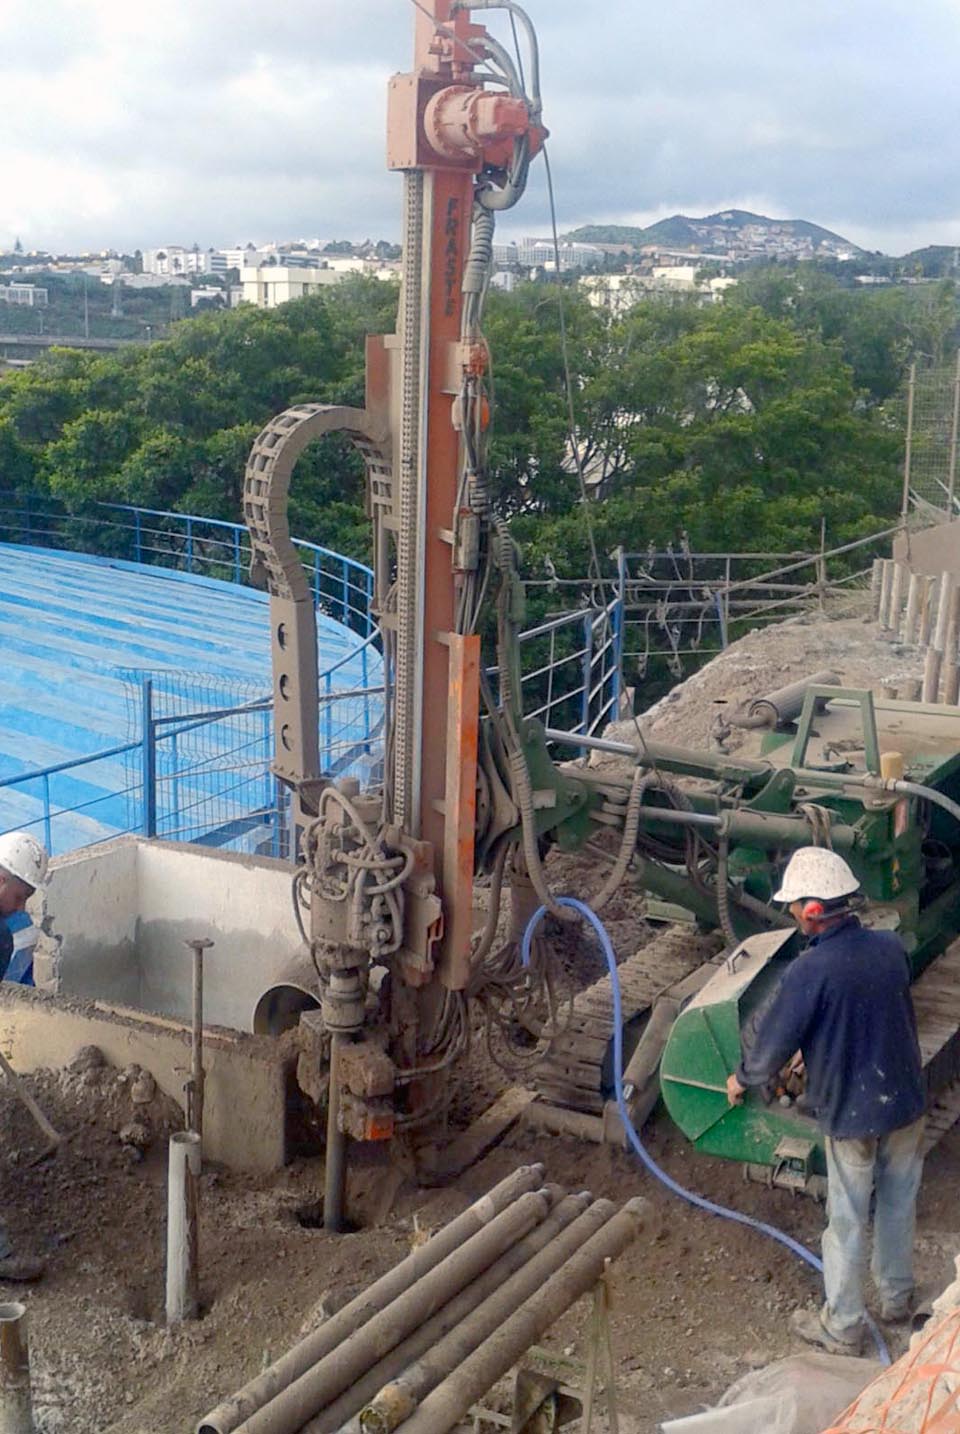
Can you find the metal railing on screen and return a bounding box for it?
[613,530,895,682]
[0,494,376,635]
[0,674,386,858]
[514,598,622,736]
[0,495,382,853]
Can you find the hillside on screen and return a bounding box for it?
[566,209,860,254]
[896,245,960,277]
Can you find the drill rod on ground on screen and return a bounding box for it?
[196,1166,546,1434]
[389,1197,650,1434]
[302,1189,589,1434]
[355,1197,621,1434]
[232,1191,553,1434]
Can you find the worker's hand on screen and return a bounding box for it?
[726,1073,746,1106]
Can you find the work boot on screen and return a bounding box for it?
[879,1290,915,1323]
[789,1306,863,1356]
[0,1255,45,1283]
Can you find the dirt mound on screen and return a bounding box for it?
[600,609,925,759]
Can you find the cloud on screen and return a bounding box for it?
[5,0,960,255]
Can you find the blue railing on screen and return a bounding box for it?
[0,674,386,858]
[0,495,621,856]
[0,495,376,636]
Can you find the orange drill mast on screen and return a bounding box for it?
[243,1,545,1226]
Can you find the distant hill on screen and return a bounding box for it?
[896,245,960,277]
[566,210,861,254]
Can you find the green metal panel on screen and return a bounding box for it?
[660,929,827,1176]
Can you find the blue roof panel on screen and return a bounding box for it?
[0,544,381,852]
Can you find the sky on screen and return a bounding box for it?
[5,0,960,258]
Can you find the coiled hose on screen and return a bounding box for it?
[520,896,891,1366]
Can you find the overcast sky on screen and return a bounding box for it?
[5,0,960,257]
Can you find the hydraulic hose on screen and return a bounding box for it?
[520,897,892,1366]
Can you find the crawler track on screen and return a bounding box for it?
[533,925,724,1115]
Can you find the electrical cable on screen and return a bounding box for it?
[519,896,893,1368]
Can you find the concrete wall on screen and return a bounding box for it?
[37,839,139,1006]
[38,838,308,1033]
[134,841,305,1030]
[0,985,289,1173]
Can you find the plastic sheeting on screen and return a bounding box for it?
[660,1354,882,1434]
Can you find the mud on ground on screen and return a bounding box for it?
[1,1031,957,1433]
[3,603,957,1431]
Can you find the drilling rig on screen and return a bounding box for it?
[243,0,960,1216]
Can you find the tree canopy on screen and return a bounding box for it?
[0,268,920,579]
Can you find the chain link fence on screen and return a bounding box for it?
[898,353,960,518]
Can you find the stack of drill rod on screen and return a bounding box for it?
[197,1165,650,1434]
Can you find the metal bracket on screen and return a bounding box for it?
[792,686,881,775]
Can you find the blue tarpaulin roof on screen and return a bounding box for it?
[0,544,380,850]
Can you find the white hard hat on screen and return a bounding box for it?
[773,847,860,903]
[0,831,48,890]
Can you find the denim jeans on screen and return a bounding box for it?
[821,1115,925,1339]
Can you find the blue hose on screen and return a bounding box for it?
[521,895,891,1366]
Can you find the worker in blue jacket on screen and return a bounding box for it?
[725,846,925,1355]
[0,831,47,988]
[0,830,49,1282]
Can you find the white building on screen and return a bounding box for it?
[222,246,278,272]
[0,282,48,307]
[240,265,346,308]
[492,239,603,271]
[581,269,735,313]
[119,273,191,291]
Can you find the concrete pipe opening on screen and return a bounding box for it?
[252,959,321,1035]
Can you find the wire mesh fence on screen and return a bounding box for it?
[897,354,960,518]
[120,670,284,855]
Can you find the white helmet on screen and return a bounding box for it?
[0,831,48,890]
[773,847,860,904]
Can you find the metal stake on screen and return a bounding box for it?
[184,938,213,1139]
[579,1262,619,1434]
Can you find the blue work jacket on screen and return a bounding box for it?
[0,911,37,986]
[736,917,926,1139]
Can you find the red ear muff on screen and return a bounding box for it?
[802,900,825,920]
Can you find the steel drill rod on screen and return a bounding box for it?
[188,940,210,1139]
[356,1198,620,1434]
[196,1166,546,1434]
[303,1190,590,1434]
[0,1302,33,1434]
[233,1191,552,1434]
[388,1198,650,1434]
[324,1033,347,1233]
